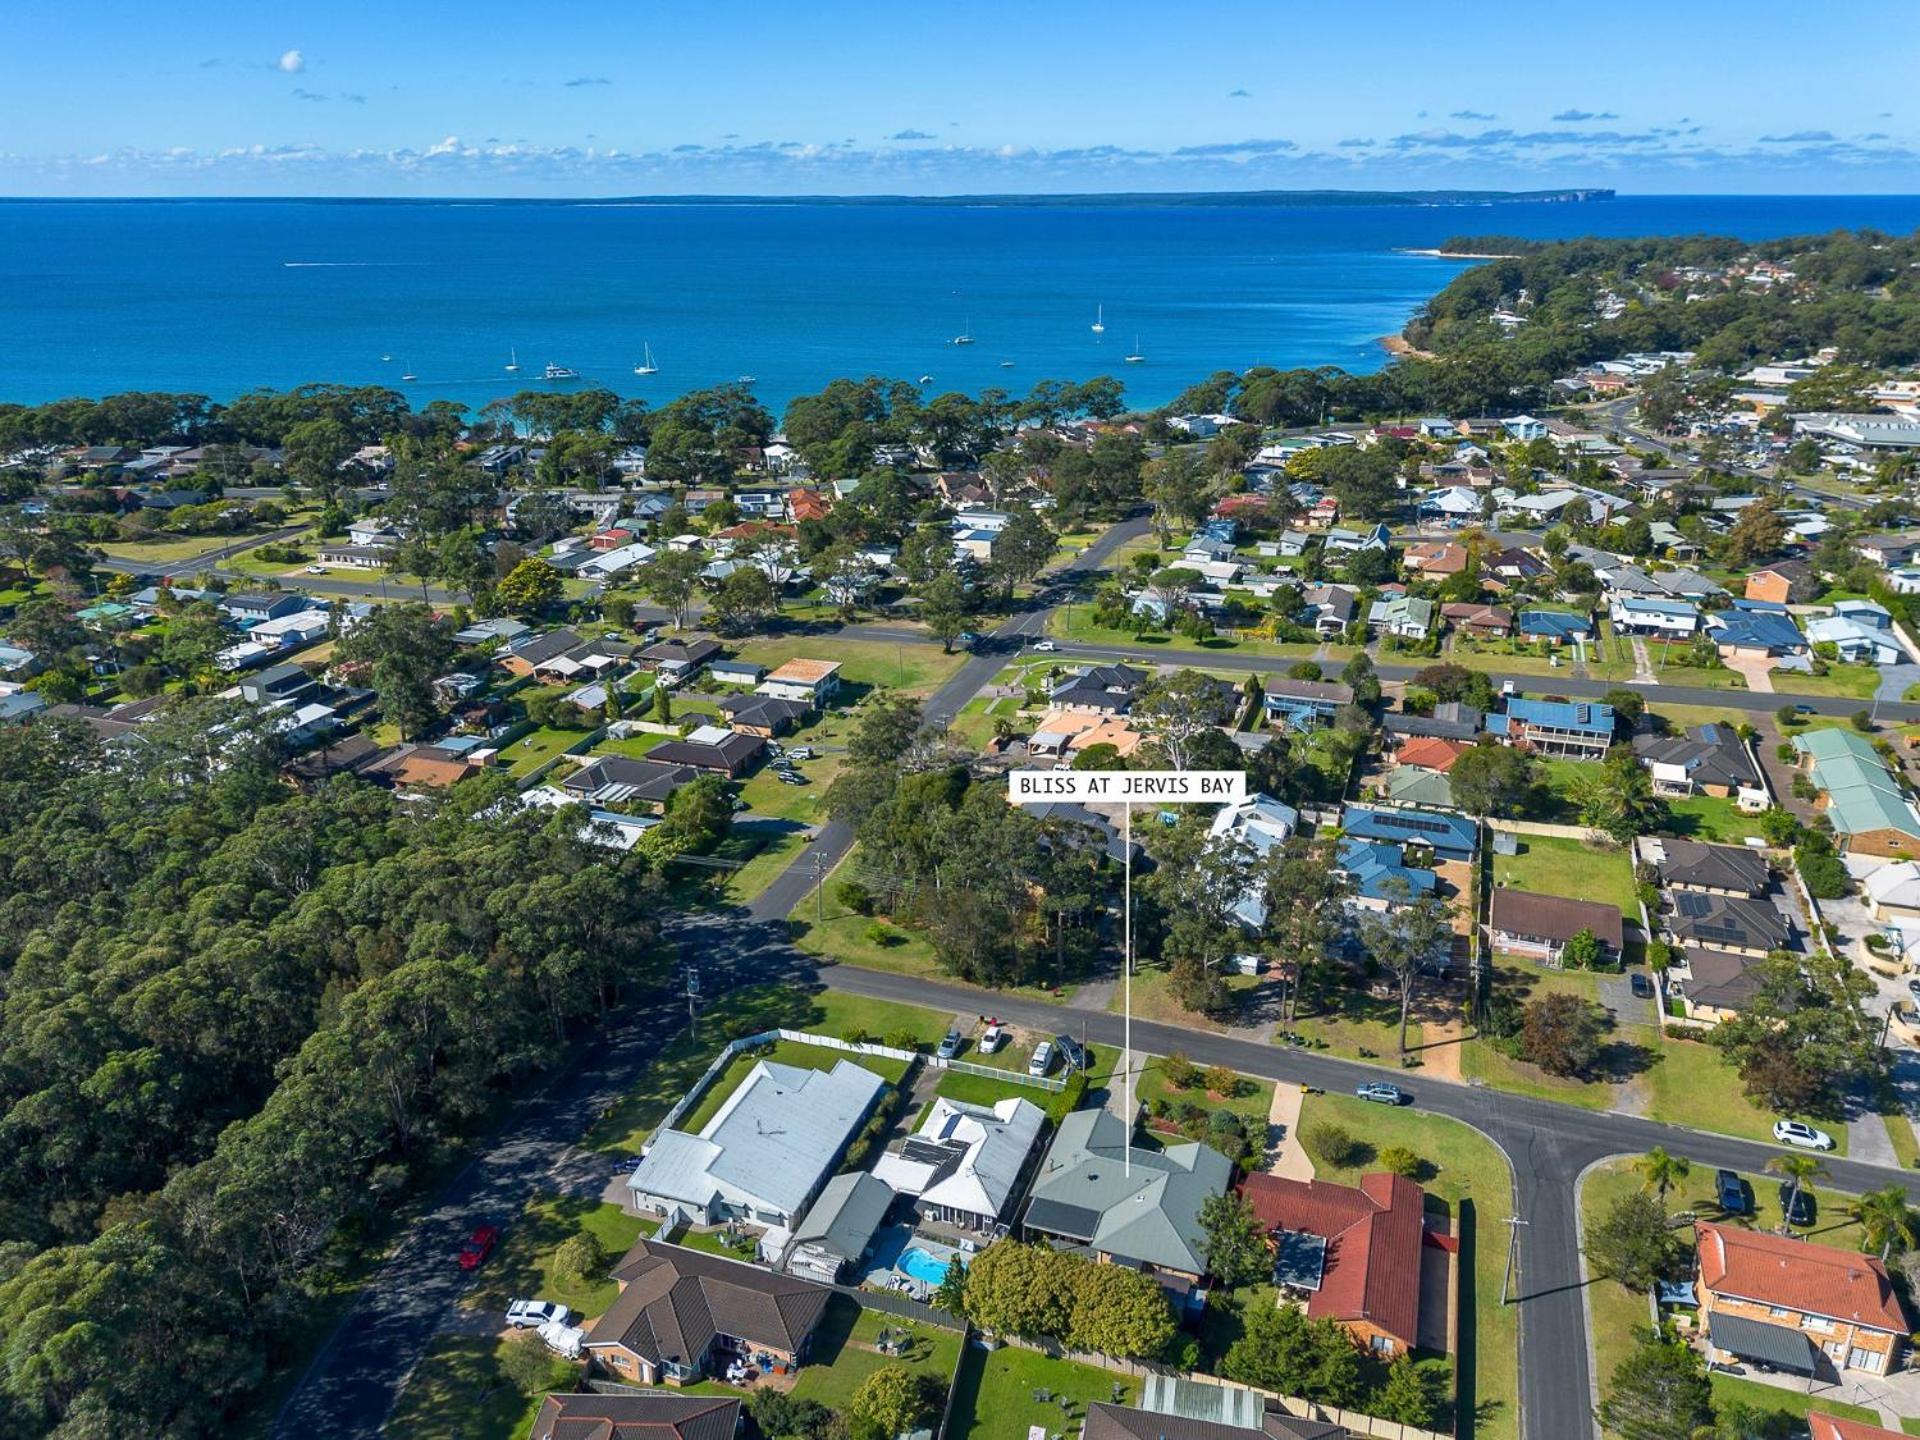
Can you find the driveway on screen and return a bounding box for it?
[1595,973,1655,1027]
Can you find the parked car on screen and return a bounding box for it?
[1053,1034,1088,1071]
[1778,1180,1817,1227]
[1907,978,1920,1000]
[1028,1040,1054,1077]
[788,747,815,761]
[979,1023,1007,1054]
[305,564,327,574]
[778,773,807,786]
[1033,640,1058,652]
[1714,1169,1749,1215]
[957,631,981,648]
[1772,1119,1835,1151]
[936,1028,963,1060]
[1629,972,1654,1000]
[539,1318,588,1358]
[1355,1081,1408,1106]
[458,1224,501,1270]
[506,1299,572,1329]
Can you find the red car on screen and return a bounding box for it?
[457,1224,501,1270]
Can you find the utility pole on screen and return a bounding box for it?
[684,966,701,1046]
[1500,1214,1530,1306]
[813,853,828,925]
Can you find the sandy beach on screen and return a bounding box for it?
[1378,333,1437,359]
[1396,247,1521,259]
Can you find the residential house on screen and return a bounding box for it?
[369,743,482,790]
[1852,531,1920,568]
[1440,602,1512,638]
[629,1058,886,1227]
[1026,710,1145,761]
[1609,596,1700,637]
[1418,486,1484,525]
[560,756,701,807]
[1334,837,1440,909]
[1299,585,1358,638]
[1793,728,1920,856]
[1323,523,1392,556]
[528,1392,742,1440]
[1260,677,1353,729]
[1805,614,1906,666]
[1746,560,1816,605]
[1664,891,1792,956]
[786,1172,895,1285]
[1696,1222,1909,1378]
[1864,861,1920,926]
[758,659,842,708]
[1050,664,1147,714]
[1488,889,1625,964]
[1515,610,1593,646]
[502,628,587,678]
[1488,697,1616,760]
[237,662,317,707]
[1706,601,1807,659]
[1486,548,1548,584]
[1808,1416,1910,1440]
[708,660,765,687]
[647,727,766,778]
[640,637,724,681]
[0,692,49,725]
[1633,727,1767,809]
[1401,542,1470,577]
[1209,794,1301,927]
[584,1240,832,1385]
[1340,804,1477,863]
[871,1094,1046,1234]
[1239,1170,1432,1359]
[1394,736,1470,774]
[1367,595,1434,640]
[718,693,811,738]
[315,543,391,569]
[1022,1108,1233,1288]
[1668,948,1770,1025]
[580,543,658,581]
[221,592,315,626]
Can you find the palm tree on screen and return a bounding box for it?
[1768,1154,1828,1233]
[1635,1147,1691,1205]
[1848,1186,1920,1261]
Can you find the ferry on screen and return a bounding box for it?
[542,362,580,381]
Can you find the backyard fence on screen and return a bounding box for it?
[514,723,607,790]
[1487,817,1613,844]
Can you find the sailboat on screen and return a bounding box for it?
[400,363,417,381]
[951,318,975,346]
[633,343,658,376]
[1125,336,1145,364]
[505,348,519,373]
[1091,304,1105,334]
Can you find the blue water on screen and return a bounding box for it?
[896,1245,954,1286]
[4,195,1920,412]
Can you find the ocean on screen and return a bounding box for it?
[4,194,1920,414]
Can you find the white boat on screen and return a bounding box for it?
[543,362,580,380]
[1000,360,1015,368]
[952,318,974,346]
[505,348,519,373]
[1091,304,1105,334]
[737,374,757,384]
[633,343,658,376]
[380,353,392,362]
[400,364,417,381]
[918,374,934,384]
[1125,336,1145,364]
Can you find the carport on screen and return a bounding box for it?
[1706,1311,1823,1378]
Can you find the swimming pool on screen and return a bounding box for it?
[897,1245,954,1286]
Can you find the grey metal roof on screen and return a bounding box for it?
[791,1171,893,1260]
[1707,1311,1820,1375]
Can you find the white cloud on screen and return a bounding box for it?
[278,49,305,74]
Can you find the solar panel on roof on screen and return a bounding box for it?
[901,1137,963,1166]
[1273,1231,1327,1292]
[1675,892,1711,917]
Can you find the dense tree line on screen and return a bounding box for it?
[0,709,667,1436]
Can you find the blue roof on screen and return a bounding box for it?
[1710,607,1805,652]
[1340,804,1478,860]
[1335,837,1442,902]
[1516,609,1593,638]
[1498,696,1615,738]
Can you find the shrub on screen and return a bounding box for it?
[836,879,876,916]
[841,1025,871,1045]
[1162,1052,1199,1090]
[883,1027,920,1051]
[1375,1145,1421,1179]
[1203,1064,1244,1098]
[1304,1121,1363,1168]
[864,921,897,947]
[553,1231,609,1286]
[1853,710,1876,733]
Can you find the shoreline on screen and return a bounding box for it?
[1378,334,1437,360]
[1395,247,1522,260]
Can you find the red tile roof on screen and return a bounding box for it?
[1697,1222,1909,1334]
[1809,1414,1907,1440]
[1395,737,1470,774]
[1239,1171,1425,1349]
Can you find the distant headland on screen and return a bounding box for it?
[8,187,1616,208]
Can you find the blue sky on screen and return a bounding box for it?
[3,0,1916,196]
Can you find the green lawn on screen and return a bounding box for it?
[1047,604,1350,663]
[728,636,966,697]
[1659,794,1767,845]
[1708,1377,1882,1429]
[1492,833,1638,919]
[1460,965,1658,1110]
[1301,1093,1517,1440]
[1773,665,1885,701]
[681,1038,913,1132]
[505,725,595,780]
[584,984,955,1154]
[385,1336,575,1440]
[792,1298,963,1409]
[933,1067,1081,1124]
[1645,1031,1846,1154]
[1132,1052,1275,1129]
[1107,967,1269,1035]
[947,1341,1137,1440]
[463,1197,652,1319]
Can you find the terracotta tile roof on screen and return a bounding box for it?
[1394,737,1470,773]
[1808,1413,1908,1440]
[1238,1171,1425,1350]
[1697,1222,1909,1333]
[765,658,841,684]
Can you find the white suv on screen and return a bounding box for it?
[506,1299,572,1329]
[1028,1041,1054,1077]
[1771,1120,1835,1151]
